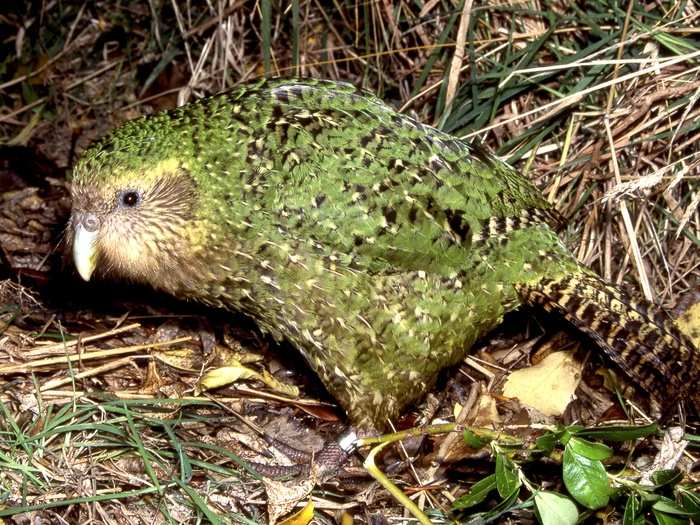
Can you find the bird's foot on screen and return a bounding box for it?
[245,428,358,481]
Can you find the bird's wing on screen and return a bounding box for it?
[242,79,563,275]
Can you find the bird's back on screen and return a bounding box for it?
[179,80,584,426]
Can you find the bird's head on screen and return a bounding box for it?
[69,118,202,291]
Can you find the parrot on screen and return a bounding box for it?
[69,78,699,435]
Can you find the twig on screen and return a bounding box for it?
[444,0,473,113]
[604,117,653,300]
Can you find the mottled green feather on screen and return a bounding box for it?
[71,79,699,428]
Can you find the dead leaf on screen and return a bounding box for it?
[258,369,301,397]
[265,475,316,525]
[141,360,166,392]
[197,364,257,391]
[638,427,687,486]
[502,351,582,416]
[153,347,200,371]
[196,361,299,397]
[293,400,342,422]
[462,392,499,427]
[217,346,265,366]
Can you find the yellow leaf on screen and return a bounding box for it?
[259,369,300,397]
[676,300,700,349]
[502,351,582,416]
[198,365,257,391]
[279,500,314,525]
[196,364,300,398]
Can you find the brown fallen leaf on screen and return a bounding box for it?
[265,475,316,525]
[152,347,200,371]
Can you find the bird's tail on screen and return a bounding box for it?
[518,272,700,413]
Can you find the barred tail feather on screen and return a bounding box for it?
[518,272,700,413]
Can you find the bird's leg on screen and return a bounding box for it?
[261,433,314,463]
[244,428,359,481]
[315,429,359,480]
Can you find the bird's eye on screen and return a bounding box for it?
[120,190,141,208]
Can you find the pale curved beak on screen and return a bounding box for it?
[73,222,99,281]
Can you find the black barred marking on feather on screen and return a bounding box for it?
[518,273,700,411]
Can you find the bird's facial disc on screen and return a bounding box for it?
[71,183,154,282]
[70,160,198,288]
[71,188,142,281]
[72,213,100,281]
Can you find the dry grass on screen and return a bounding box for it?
[0,1,699,523]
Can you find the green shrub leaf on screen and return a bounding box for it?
[568,436,612,460]
[495,453,521,499]
[563,445,610,509]
[534,491,578,525]
[453,474,497,510]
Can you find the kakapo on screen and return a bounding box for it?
[70,79,700,430]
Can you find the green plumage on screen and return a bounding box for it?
[71,79,699,429]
